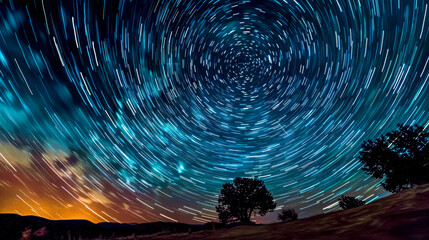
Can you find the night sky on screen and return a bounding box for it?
[0,0,428,224]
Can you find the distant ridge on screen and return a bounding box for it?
[0,214,204,239]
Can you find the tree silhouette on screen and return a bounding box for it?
[338,195,365,210]
[359,124,429,192]
[216,177,276,225]
[277,208,298,222]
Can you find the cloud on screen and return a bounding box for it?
[0,142,32,169]
[66,154,79,166]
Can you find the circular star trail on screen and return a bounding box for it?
[0,0,428,223]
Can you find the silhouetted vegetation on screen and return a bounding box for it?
[338,195,365,210]
[277,208,298,222]
[359,124,429,193]
[216,177,276,225]
[20,226,48,240]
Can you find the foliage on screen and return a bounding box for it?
[216,177,276,225]
[20,227,48,240]
[338,195,365,210]
[277,208,298,222]
[359,124,429,192]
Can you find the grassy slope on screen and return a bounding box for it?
[147,184,429,240]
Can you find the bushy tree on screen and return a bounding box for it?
[277,208,298,222]
[359,124,429,193]
[338,195,365,210]
[216,177,276,225]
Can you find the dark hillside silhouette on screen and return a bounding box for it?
[176,184,429,240]
[0,214,202,240]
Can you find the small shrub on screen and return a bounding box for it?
[20,227,47,240]
[338,195,365,210]
[20,228,33,240]
[277,208,298,222]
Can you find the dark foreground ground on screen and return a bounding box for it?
[143,184,429,240]
[1,184,429,239]
[174,185,429,240]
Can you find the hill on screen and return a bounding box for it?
[175,183,429,240]
[0,214,203,239]
[1,184,429,239]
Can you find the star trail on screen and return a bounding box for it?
[0,0,428,224]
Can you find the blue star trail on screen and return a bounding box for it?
[0,0,428,224]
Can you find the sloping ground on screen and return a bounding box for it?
[2,184,428,239]
[151,184,429,240]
